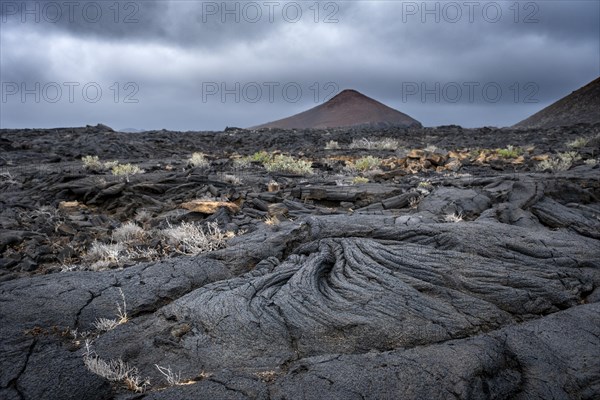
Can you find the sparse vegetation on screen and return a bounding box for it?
[232,157,251,169]
[235,152,313,175]
[83,340,149,393]
[234,151,272,168]
[111,163,144,179]
[267,180,280,192]
[103,160,119,170]
[86,242,125,270]
[92,318,121,332]
[222,174,242,185]
[80,221,236,270]
[409,196,421,209]
[188,152,209,168]
[93,288,128,332]
[352,176,369,184]
[264,155,313,175]
[160,221,233,255]
[349,137,399,150]
[155,364,183,386]
[0,172,19,187]
[536,151,581,172]
[264,215,280,225]
[416,181,433,196]
[8,119,600,400]
[424,145,440,153]
[134,210,152,224]
[444,212,464,223]
[347,156,382,172]
[567,137,589,149]
[112,222,145,242]
[82,155,103,171]
[497,145,522,159]
[250,151,272,164]
[256,370,278,382]
[82,156,120,172]
[325,140,340,150]
[469,148,482,159]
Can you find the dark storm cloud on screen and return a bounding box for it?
[1,0,598,130]
[1,1,595,48]
[0,0,346,47]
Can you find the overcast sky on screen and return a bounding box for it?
[1,0,598,130]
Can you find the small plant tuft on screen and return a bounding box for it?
[222,174,242,185]
[497,145,522,159]
[232,157,251,169]
[155,364,183,386]
[93,288,128,332]
[188,152,209,168]
[234,151,272,167]
[80,221,236,271]
[111,163,144,179]
[424,145,440,153]
[250,151,272,164]
[161,221,233,255]
[349,137,399,150]
[347,156,382,172]
[444,212,464,223]
[352,176,369,184]
[82,155,103,171]
[112,222,144,243]
[567,137,589,149]
[86,242,125,270]
[264,155,313,175]
[264,215,280,226]
[83,340,149,393]
[409,196,421,209]
[536,151,581,172]
[325,140,340,150]
[267,180,280,192]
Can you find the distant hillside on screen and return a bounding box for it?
[513,77,600,129]
[251,89,421,129]
[118,128,145,133]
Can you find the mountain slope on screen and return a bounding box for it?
[513,77,600,129]
[251,89,421,129]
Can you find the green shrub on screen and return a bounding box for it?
[497,145,522,159]
[250,151,272,164]
[352,176,369,184]
[348,156,382,172]
[264,155,313,175]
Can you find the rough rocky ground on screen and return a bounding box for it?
[1,123,599,399]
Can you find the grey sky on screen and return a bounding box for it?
[1,0,598,130]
